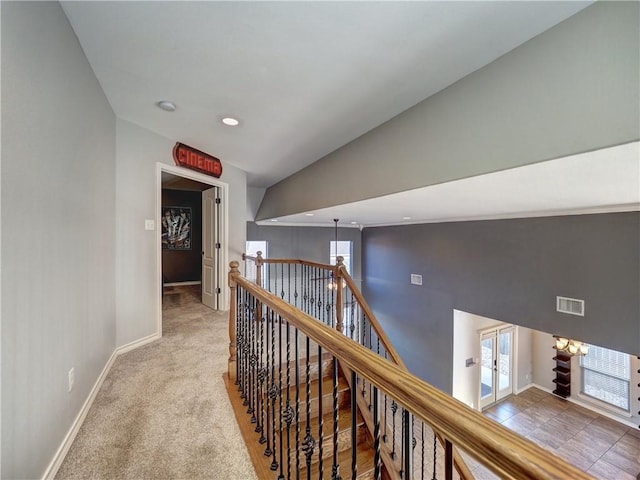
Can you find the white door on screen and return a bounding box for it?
[480,326,514,409]
[202,187,221,309]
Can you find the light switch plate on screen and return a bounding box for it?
[145,219,155,231]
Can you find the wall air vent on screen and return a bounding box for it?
[556,296,585,316]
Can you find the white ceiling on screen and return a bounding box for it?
[61,1,593,190]
[262,142,640,228]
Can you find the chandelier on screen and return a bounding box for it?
[554,336,589,356]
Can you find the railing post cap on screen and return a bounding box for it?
[336,256,344,265]
[229,260,240,270]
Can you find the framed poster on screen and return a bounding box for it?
[161,207,192,250]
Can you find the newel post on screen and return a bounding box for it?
[255,251,264,288]
[228,260,240,381]
[335,256,344,333]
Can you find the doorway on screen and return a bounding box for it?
[480,326,514,409]
[156,163,228,336]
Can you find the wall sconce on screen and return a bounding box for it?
[554,336,589,356]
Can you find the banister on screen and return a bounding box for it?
[230,271,595,480]
[337,264,406,370]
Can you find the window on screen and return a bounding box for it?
[245,241,267,284]
[580,344,631,411]
[330,241,352,274]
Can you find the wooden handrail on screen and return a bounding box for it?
[231,271,595,480]
[242,254,401,367]
[242,253,473,478]
[337,265,406,370]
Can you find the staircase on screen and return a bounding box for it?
[226,254,597,480]
[225,353,386,479]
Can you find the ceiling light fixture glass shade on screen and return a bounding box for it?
[156,100,176,112]
[554,336,588,356]
[222,117,239,126]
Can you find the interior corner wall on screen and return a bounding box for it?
[362,213,640,394]
[116,119,247,347]
[257,2,640,220]
[1,2,116,478]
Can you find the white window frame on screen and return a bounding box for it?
[245,240,268,285]
[579,344,631,413]
[330,240,352,275]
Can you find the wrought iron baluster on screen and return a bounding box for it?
[402,409,411,479]
[256,308,265,441]
[421,421,426,480]
[295,328,301,478]
[302,336,315,480]
[247,299,255,410]
[391,400,398,460]
[284,323,293,480]
[361,316,367,400]
[351,370,358,480]
[281,263,286,300]
[331,356,342,480]
[373,386,381,480]
[383,351,389,444]
[239,295,247,400]
[293,264,299,308]
[432,431,437,480]
[269,310,279,471]
[349,292,356,340]
[277,314,285,480]
[444,439,453,480]
[235,287,240,385]
[264,309,273,457]
[318,345,324,479]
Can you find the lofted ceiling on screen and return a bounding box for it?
[61,1,594,189]
[62,1,638,228]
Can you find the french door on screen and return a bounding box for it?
[480,326,514,409]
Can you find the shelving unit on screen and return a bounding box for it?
[552,350,572,398]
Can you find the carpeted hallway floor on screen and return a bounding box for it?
[56,285,257,479]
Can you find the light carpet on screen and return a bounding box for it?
[56,287,257,479]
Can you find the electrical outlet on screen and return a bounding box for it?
[144,219,155,231]
[68,368,75,392]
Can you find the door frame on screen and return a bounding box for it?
[155,163,229,336]
[479,325,515,409]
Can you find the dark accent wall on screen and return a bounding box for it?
[362,213,640,393]
[247,222,362,280]
[162,189,202,283]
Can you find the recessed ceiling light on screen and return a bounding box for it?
[402,216,412,220]
[305,213,315,217]
[270,219,278,222]
[156,100,176,112]
[350,221,358,225]
[222,117,240,126]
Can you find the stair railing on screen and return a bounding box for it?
[228,259,594,480]
[238,253,469,479]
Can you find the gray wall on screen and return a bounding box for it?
[257,2,639,220]
[247,222,362,281]
[363,213,640,393]
[1,2,116,478]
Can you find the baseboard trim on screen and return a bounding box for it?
[515,383,535,395]
[42,332,161,479]
[163,281,201,287]
[42,349,118,479]
[115,332,161,356]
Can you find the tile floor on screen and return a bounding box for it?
[475,387,640,479]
